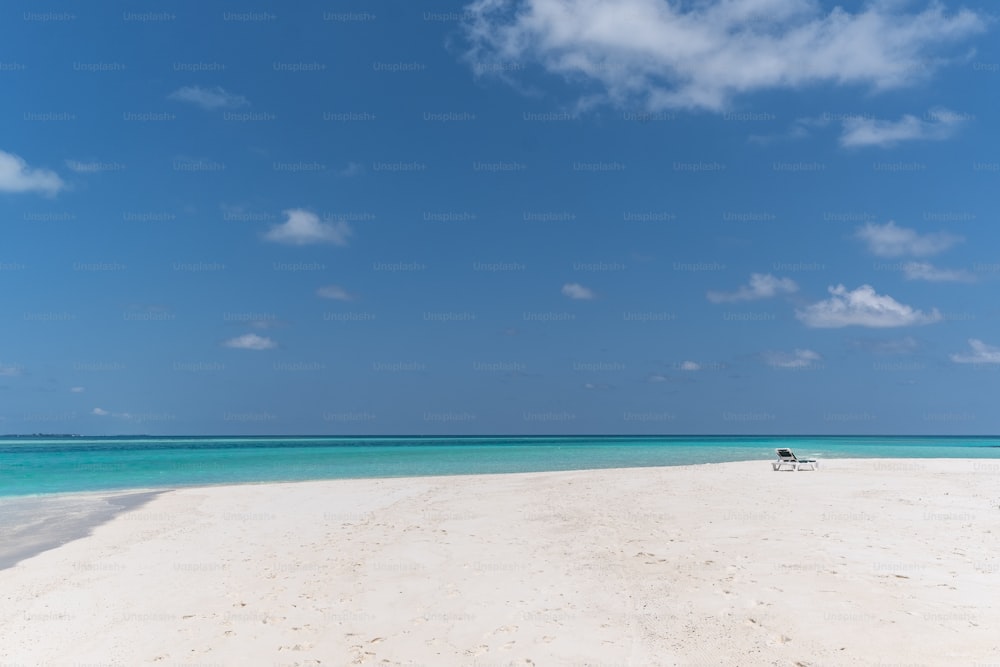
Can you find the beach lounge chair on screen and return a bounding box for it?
[772,448,818,471]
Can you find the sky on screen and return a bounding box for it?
[1,0,999,436]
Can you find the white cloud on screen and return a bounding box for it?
[317,285,354,301]
[264,209,352,246]
[562,282,595,300]
[0,149,65,195]
[224,333,277,350]
[646,373,668,383]
[70,386,85,393]
[707,273,797,303]
[951,339,1000,364]
[168,85,249,110]
[680,361,700,371]
[855,221,961,257]
[840,108,967,147]
[461,0,986,112]
[796,284,941,328]
[763,348,822,369]
[92,408,109,416]
[0,363,22,377]
[902,261,974,283]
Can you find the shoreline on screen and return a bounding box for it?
[3,459,999,665]
[7,436,1000,499]
[0,490,164,570]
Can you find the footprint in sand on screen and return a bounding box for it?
[348,646,376,665]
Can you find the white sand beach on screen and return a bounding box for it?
[2,459,999,666]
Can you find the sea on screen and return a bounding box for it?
[3,434,1000,498]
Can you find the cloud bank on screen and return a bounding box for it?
[462,0,986,111]
[855,221,961,258]
[902,261,974,283]
[796,284,941,328]
[840,108,968,148]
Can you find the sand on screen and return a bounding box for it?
[2,458,999,666]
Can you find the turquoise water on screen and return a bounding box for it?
[2,435,999,497]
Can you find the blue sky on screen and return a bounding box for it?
[1,0,999,435]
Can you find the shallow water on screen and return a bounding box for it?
[3,435,999,497]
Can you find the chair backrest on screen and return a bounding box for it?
[775,448,796,460]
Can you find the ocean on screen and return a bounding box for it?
[3,434,1000,498]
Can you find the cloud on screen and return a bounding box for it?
[562,282,595,300]
[264,209,352,246]
[92,408,109,416]
[796,284,941,328]
[902,261,974,282]
[646,373,668,383]
[707,273,798,303]
[762,348,822,369]
[855,221,961,257]
[317,285,355,301]
[0,149,65,195]
[840,108,967,148]
[70,386,85,393]
[224,333,277,350]
[461,0,986,112]
[679,361,700,371]
[0,363,22,377]
[168,85,249,110]
[951,339,1000,364]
